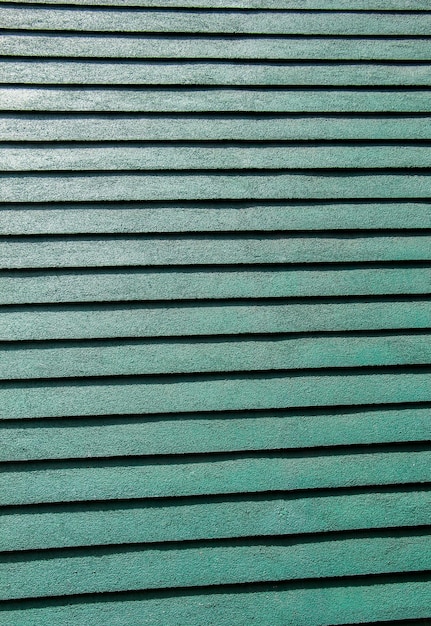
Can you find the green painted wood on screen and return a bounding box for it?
[2,405,430,461]
[2,333,431,380]
[3,88,431,113]
[4,115,431,141]
[2,531,430,600]
[4,60,431,85]
[4,35,431,61]
[1,370,431,419]
[8,144,431,172]
[6,0,431,8]
[3,172,431,202]
[2,488,429,551]
[1,447,430,504]
[5,0,431,8]
[3,8,431,35]
[1,577,429,626]
[4,234,431,269]
[3,299,431,341]
[3,266,431,305]
[2,202,431,235]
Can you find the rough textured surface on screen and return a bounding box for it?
[1,1,431,625]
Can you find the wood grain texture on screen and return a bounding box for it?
[3,299,431,341]
[2,447,430,504]
[2,488,429,551]
[3,88,431,112]
[2,8,431,35]
[2,202,431,235]
[3,266,430,305]
[1,370,431,419]
[3,35,431,61]
[2,405,430,461]
[3,60,431,85]
[1,577,430,626]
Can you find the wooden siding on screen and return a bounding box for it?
[1,1,431,624]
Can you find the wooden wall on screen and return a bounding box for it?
[0,1,430,623]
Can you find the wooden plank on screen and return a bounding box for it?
[2,172,431,203]
[1,577,430,626]
[2,266,431,305]
[2,202,431,235]
[2,488,430,551]
[7,144,431,172]
[1,447,430,504]
[2,405,431,461]
[3,299,431,341]
[3,115,431,141]
[1,532,430,600]
[3,88,431,113]
[3,234,431,269]
[3,35,431,61]
[2,8,431,35]
[2,333,431,380]
[1,370,431,419]
[4,1,431,9]
[3,60,431,86]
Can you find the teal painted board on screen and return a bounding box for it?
[2,333,431,379]
[2,202,431,235]
[2,531,431,600]
[3,8,431,35]
[4,115,431,140]
[2,406,431,461]
[2,299,431,340]
[2,488,430,551]
[3,266,431,304]
[4,88,431,112]
[2,447,430,504]
[8,144,431,171]
[2,0,431,623]
[4,35,431,61]
[4,60,431,85]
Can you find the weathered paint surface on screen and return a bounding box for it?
[1,0,431,624]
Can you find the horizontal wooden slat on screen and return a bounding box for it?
[1,576,430,626]
[3,35,431,61]
[2,405,430,461]
[3,234,431,269]
[3,88,431,113]
[1,447,430,504]
[2,202,431,235]
[2,9,431,35]
[2,266,431,305]
[3,172,431,202]
[3,60,431,85]
[3,299,431,341]
[7,144,431,172]
[4,1,431,9]
[2,488,430,551]
[1,370,431,419]
[2,531,430,600]
[2,333,431,380]
[4,115,431,141]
